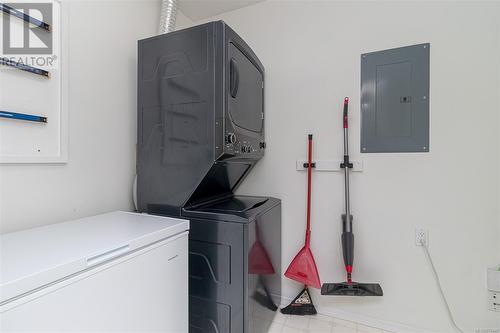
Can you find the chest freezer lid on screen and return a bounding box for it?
[0,211,189,304]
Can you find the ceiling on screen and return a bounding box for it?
[179,0,264,21]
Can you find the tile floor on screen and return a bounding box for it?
[266,312,394,333]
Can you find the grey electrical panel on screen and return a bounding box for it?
[360,43,430,153]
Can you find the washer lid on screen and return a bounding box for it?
[183,196,280,223]
[0,211,189,303]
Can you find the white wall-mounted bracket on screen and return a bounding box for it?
[488,291,499,312]
[296,159,363,172]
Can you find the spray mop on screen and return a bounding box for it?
[321,98,383,297]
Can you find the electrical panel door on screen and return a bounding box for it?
[361,43,430,153]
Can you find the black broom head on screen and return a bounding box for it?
[281,287,317,316]
[321,282,383,296]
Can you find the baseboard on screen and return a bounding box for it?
[279,295,434,333]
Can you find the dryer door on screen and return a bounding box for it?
[228,43,263,133]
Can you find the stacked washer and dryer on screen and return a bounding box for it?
[137,21,282,333]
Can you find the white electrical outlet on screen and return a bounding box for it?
[415,228,429,246]
[488,291,499,312]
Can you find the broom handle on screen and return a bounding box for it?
[305,134,313,245]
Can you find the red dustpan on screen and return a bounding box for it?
[249,223,275,275]
[284,134,321,289]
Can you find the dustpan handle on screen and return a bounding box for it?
[305,134,313,245]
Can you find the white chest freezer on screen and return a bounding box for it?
[0,211,189,332]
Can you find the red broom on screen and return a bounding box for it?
[281,134,320,315]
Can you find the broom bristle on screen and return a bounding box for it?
[280,287,317,315]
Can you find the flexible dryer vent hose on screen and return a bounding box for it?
[158,0,178,34]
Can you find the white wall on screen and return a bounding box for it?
[0,0,164,233]
[497,2,500,329]
[1,1,499,331]
[184,1,500,331]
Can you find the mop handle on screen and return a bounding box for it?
[305,134,313,245]
[342,98,352,225]
[343,97,349,130]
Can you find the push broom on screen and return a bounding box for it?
[281,134,320,315]
[321,97,383,297]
